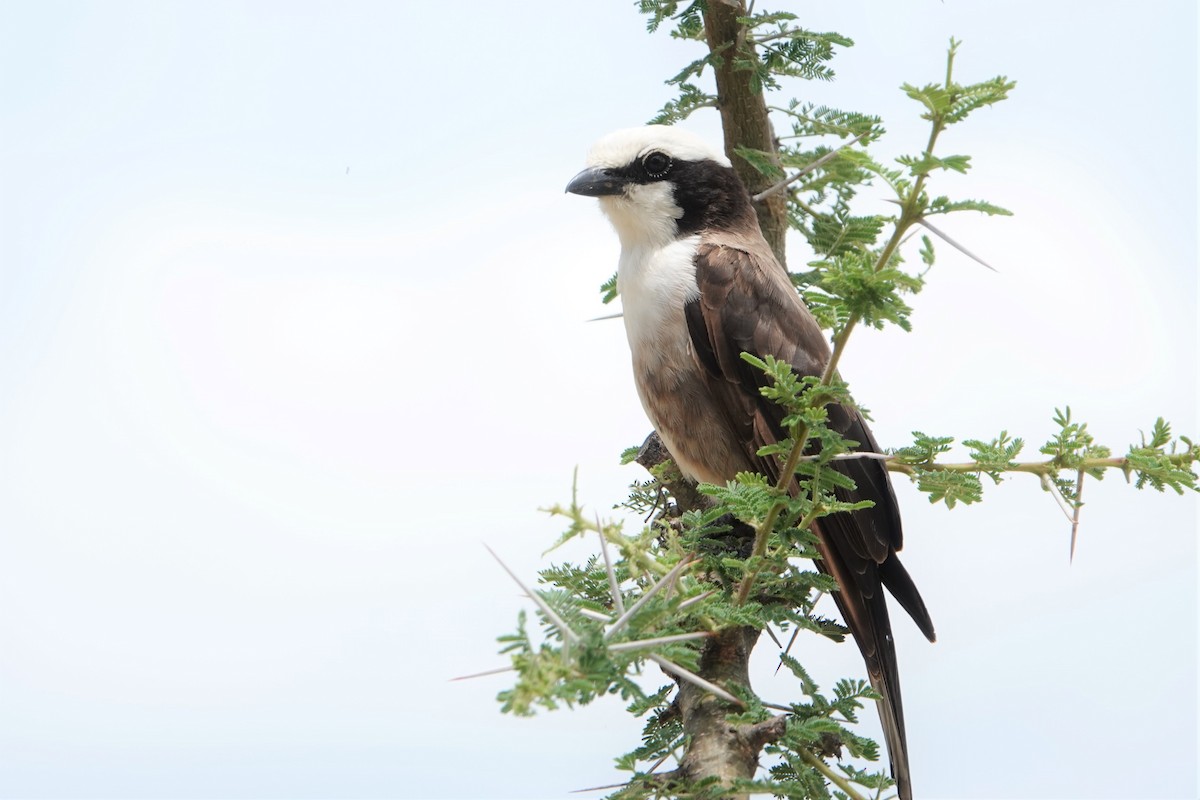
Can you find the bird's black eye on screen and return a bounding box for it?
[642,151,672,179]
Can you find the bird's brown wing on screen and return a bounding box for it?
[683,239,934,800]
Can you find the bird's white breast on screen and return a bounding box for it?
[616,235,749,485]
[617,235,702,365]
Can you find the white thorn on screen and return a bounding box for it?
[597,519,626,616]
[484,544,580,644]
[449,665,517,682]
[607,632,711,653]
[605,556,695,641]
[648,654,743,707]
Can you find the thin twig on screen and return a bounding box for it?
[485,544,580,644]
[751,131,870,202]
[795,450,1144,480]
[648,654,744,707]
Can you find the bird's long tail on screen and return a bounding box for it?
[812,528,921,800]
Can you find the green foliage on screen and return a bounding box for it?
[741,24,853,89]
[926,196,1012,217]
[638,0,702,35]
[497,610,647,716]
[817,250,924,332]
[601,271,619,305]
[896,151,972,176]
[894,431,956,465]
[804,212,886,258]
[918,234,936,267]
[900,39,1013,126]
[778,100,882,141]
[746,669,891,799]
[1040,407,1111,488]
[649,82,717,125]
[914,468,983,509]
[962,431,1025,483]
[1125,418,1197,493]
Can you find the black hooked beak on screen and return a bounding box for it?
[565,167,629,197]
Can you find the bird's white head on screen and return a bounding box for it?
[566,126,743,249]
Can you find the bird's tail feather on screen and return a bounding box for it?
[879,556,936,643]
[812,524,914,800]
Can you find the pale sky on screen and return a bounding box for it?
[0,2,1196,799]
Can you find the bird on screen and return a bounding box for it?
[566,125,936,800]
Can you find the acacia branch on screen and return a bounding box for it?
[881,454,1193,477]
[703,0,789,266]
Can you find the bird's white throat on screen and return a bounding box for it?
[598,182,683,251]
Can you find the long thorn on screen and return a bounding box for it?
[1069,469,1085,563]
[484,544,580,644]
[917,217,999,272]
[607,632,712,653]
[597,518,626,616]
[764,625,783,648]
[587,311,623,322]
[1039,473,1075,523]
[797,451,892,463]
[751,131,870,202]
[571,781,633,794]
[775,625,803,675]
[676,589,716,611]
[577,607,614,623]
[605,556,695,641]
[450,665,516,682]
[648,654,744,707]
[643,748,676,776]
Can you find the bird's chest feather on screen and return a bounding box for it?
[617,236,702,369]
[617,236,748,484]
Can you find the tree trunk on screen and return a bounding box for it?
[638,438,783,799]
[674,627,763,798]
[703,0,789,269]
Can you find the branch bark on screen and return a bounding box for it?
[673,626,763,798]
[703,0,789,268]
[637,437,777,799]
